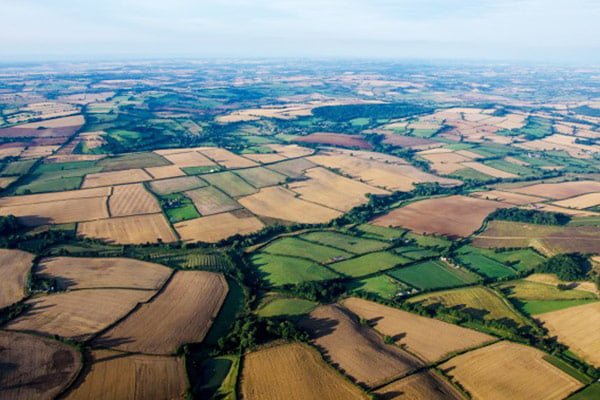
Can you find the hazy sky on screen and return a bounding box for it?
[1,0,599,62]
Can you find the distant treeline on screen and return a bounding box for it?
[311,103,433,122]
[488,208,571,225]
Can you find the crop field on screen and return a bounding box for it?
[440,341,582,400]
[234,166,287,188]
[568,383,600,400]
[0,331,82,400]
[461,161,518,178]
[409,286,529,325]
[201,171,257,197]
[240,343,366,400]
[65,350,187,400]
[144,164,185,179]
[497,279,596,302]
[251,252,339,286]
[265,157,316,178]
[388,259,479,290]
[508,180,600,200]
[0,249,34,309]
[525,273,598,294]
[346,274,408,299]
[35,256,172,290]
[372,195,509,238]
[472,220,600,255]
[199,147,258,169]
[354,223,405,240]
[262,236,352,263]
[288,167,389,211]
[185,186,241,215]
[174,211,264,243]
[0,196,109,226]
[160,150,216,168]
[78,213,177,244]
[294,132,372,149]
[148,175,206,195]
[82,168,152,188]
[257,296,317,318]
[536,302,600,367]
[94,271,228,354]
[6,288,154,340]
[554,192,600,209]
[455,247,516,279]
[98,152,171,171]
[470,189,545,205]
[374,371,463,400]
[243,152,285,163]
[518,299,597,315]
[301,231,389,253]
[298,304,422,387]
[329,251,410,277]
[238,186,341,223]
[108,183,161,216]
[344,296,495,361]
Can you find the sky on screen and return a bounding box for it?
[1,0,599,63]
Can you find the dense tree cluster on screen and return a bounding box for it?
[487,207,571,225]
[536,253,591,281]
[312,103,433,122]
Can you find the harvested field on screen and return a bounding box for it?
[108,184,161,217]
[295,132,372,149]
[470,189,545,205]
[234,167,287,188]
[527,203,598,217]
[382,134,442,149]
[239,186,341,223]
[497,279,595,301]
[241,342,367,400]
[185,186,241,215]
[298,304,421,387]
[288,167,388,211]
[472,221,600,255]
[0,115,84,138]
[342,297,494,363]
[199,147,258,168]
[161,151,216,168]
[0,196,109,226]
[409,286,529,325]
[0,176,17,189]
[0,187,111,206]
[374,371,463,400]
[144,165,185,179]
[0,249,35,309]
[536,302,600,367]
[149,176,206,195]
[77,213,177,244]
[6,289,154,340]
[440,341,582,400]
[461,161,518,178]
[174,212,264,243]
[0,331,82,400]
[202,171,257,197]
[554,192,600,209]
[242,152,286,163]
[372,195,509,238]
[82,169,152,188]
[525,273,598,294]
[94,271,228,354]
[65,350,187,400]
[266,157,316,178]
[98,152,171,172]
[35,257,171,290]
[509,180,600,200]
[266,143,314,158]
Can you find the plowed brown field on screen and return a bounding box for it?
[374,370,463,400]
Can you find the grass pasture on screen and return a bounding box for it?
[301,231,389,254]
[346,274,408,300]
[262,237,352,263]
[388,259,479,290]
[257,296,318,318]
[250,253,338,286]
[328,251,410,277]
[353,223,405,240]
[455,247,516,279]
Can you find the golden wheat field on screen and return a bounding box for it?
[0,249,35,309]
[241,343,367,400]
[77,213,177,244]
[108,183,161,217]
[440,341,582,400]
[174,211,264,243]
[82,168,153,188]
[374,370,464,400]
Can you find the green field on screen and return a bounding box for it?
[543,355,595,385]
[301,231,389,254]
[353,223,405,240]
[182,165,222,175]
[519,299,598,315]
[328,251,410,277]
[234,167,287,188]
[194,355,239,400]
[8,161,103,194]
[202,171,257,197]
[257,297,317,318]
[204,279,245,346]
[346,274,408,300]
[396,247,440,260]
[567,383,600,399]
[262,237,352,263]
[455,247,517,279]
[497,280,596,301]
[482,248,545,272]
[160,193,200,223]
[404,232,452,250]
[251,253,338,286]
[389,259,479,290]
[484,159,537,177]
[0,159,37,176]
[451,167,493,182]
